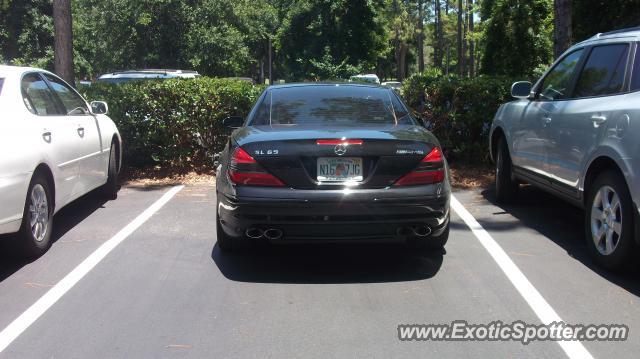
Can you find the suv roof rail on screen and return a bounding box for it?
[594,26,640,38]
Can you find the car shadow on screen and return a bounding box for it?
[211,242,444,284]
[480,185,640,297]
[0,190,109,283]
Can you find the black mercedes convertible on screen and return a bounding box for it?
[215,83,450,251]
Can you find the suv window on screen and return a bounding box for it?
[574,44,629,97]
[0,78,4,95]
[21,73,62,115]
[631,46,640,92]
[538,49,584,101]
[44,74,89,115]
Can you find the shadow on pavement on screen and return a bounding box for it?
[0,191,108,283]
[212,242,444,284]
[480,185,640,297]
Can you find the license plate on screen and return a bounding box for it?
[317,157,363,182]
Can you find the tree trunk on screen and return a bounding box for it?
[268,38,273,85]
[399,43,408,81]
[260,55,265,84]
[553,0,572,59]
[53,0,74,86]
[434,0,442,69]
[457,0,464,76]
[395,32,401,81]
[446,44,451,75]
[467,0,474,76]
[417,0,425,73]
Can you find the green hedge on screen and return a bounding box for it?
[82,78,264,167]
[82,74,514,168]
[402,72,515,164]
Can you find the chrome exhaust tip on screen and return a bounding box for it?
[411,225,432,237]
[264,228,283,240]
[396,226,412,237]
[245,228,264,239]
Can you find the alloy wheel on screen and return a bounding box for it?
[28,184,49,242]
[590,185,622,256]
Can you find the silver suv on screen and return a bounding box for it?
[489,27,640,271]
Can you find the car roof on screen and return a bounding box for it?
[0,65,44,76]
[98,69,199,79]
[266,82,388,91]
[0,65,59,80]
[573,26,640,48]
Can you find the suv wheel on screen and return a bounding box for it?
[585,170,636,271]
[495,137,518,203]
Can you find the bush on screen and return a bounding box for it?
[402,73,515,164]
[82,78,264,168]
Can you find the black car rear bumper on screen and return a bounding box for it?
[217,186,450,242]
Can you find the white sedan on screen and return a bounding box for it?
[0,66,122,257]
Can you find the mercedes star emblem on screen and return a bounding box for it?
[334,144,347,156]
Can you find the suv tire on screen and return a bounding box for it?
[585,170,637,271]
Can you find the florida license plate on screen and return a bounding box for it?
[317,157,363,182]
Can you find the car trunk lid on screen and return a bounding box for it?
[234,125,438,189]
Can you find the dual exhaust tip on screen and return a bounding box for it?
[397,225,432,238]
[245,228,283,240]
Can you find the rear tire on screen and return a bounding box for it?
[14,173,54,258]
[585,170,636,271]
[100,142,119,200]
[216,211,235,252]
[495,137,518,203]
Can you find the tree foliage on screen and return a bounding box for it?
[2,0,639,82]
[480,0,553,77]
[0,0,53,68]
[279,0,385,80]
[573,0,640,42]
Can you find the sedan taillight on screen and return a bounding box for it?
[228,147,284,187]
[394,147,445,186]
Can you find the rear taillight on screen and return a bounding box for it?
[394,147,445,186]
[228,147,285,187]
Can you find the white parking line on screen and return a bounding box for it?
[0,185,185,353]
[450,195,593,359]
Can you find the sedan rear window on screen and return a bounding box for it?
[250,86,414,126]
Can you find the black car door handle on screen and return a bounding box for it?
[77,126,85,136]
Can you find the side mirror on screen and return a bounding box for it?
[511,81,532,99]
[90,101,109,115]
[223,116,244,129]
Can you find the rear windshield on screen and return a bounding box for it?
[249,86,414,126]
[0,78,4,95]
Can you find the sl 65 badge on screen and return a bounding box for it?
[254,149,279,155]
[396,149,424,155]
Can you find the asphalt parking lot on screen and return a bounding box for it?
[0,183,639,358]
